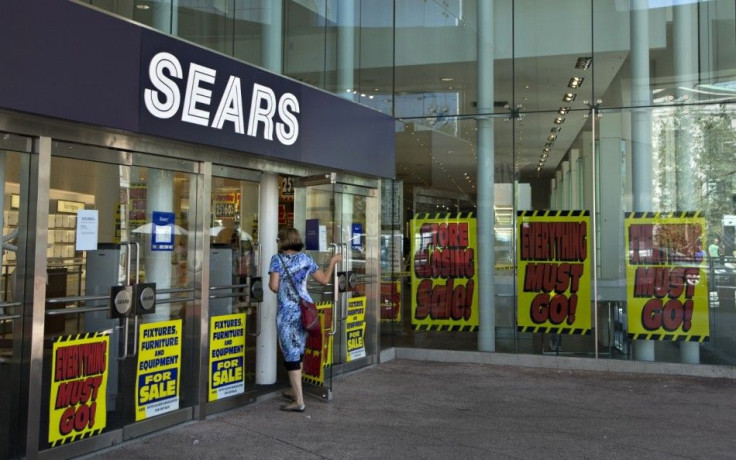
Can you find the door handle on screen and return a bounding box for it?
[131,315,139,357]
[328,243,341,335]
[247,304,261,337]
[118,318,129,360]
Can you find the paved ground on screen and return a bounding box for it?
[84,358,736,459]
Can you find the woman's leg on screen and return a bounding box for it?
[281,359,305,411]
[288,367,304,404]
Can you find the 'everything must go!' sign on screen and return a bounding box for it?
[516,211,591,335]
[49,332,110,447]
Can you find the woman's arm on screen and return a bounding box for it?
[311,254,343,285]
[269,271,280,293]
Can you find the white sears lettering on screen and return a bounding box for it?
[212,76,244,134]
[143,52,300,145]
[182,63,216,126]
[247,83,276,141]
[277,93,299,146]
[144,52,182,119]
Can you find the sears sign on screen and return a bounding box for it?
[139,36,301,155]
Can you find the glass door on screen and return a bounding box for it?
[206,168,262,413]
[39,144,200,456]
[0,133,32,459]
[294,173,379,397]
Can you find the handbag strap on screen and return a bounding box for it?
[277,253,301,299]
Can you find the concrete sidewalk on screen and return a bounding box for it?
[84,359,736,459]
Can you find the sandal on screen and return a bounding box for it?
[280,402,305,412]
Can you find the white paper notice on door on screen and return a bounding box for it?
[319,225,327,252]
[75,209,99,251]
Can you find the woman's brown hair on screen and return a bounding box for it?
[277,227,304,252]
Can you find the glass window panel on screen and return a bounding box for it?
[177,0,235,54]
[514,0,593,113]
[232,1,271,67]
[595,0,736,109]
[284,0,331,90]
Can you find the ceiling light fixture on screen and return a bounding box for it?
[136,3,150,9]
[550,127,561,133]
[548,134,557,142]
[440,77,454,82]
[562,93,577,102]
[554,117,565,124]
[558,107,570,115]
[568,77,584,88]
[575,56,592,70]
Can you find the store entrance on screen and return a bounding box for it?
[206,167,262,413]
[294,173,379,398]
[39,144,200,457]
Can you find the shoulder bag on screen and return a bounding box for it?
[278,254,321,335]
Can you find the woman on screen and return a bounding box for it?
[268,227,342,412]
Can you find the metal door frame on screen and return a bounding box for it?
[203,165,265,416]
[29,141,204,459]
[293,173,381,389]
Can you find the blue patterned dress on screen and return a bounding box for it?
[269,252,318,362]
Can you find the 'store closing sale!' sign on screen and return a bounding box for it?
[516,211,591,334]
[410,213,478,331]
[49,332,109,447]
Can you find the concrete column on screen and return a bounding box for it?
[261,0,283,73]
[550,179,557,210]
[569,149,580,209]
[152,0,178,35]
[257,0,282,384]
[337,0,356,101]
[476,0,495,351]
[631,0,655,362]
[674,1,700,365]
[581,131,594,211]
[256,173,279,384]
[561,160,571,209]
[599,113,625,280]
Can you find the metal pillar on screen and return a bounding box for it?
[631,0,655,361]
[477,0,495,351]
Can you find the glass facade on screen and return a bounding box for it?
[82,0,736,366]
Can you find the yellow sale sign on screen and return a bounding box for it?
[209,314,246,401]
[49,332,109,447]
[516,211,591,334]
[136,320,182,420]
[625,212,709,342]
[410,213,478,331]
